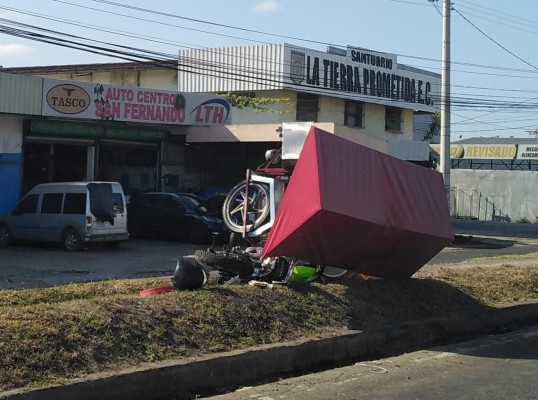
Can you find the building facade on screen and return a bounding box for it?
[1,43,441,213]
[0,71,231,214]
[179,43,440,159]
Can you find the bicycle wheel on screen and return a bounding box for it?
[222,180,270,234]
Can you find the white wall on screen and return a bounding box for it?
[451,169,538,222]
[318,96,344,124]
[186,124,282,143]
[0,115,23,153]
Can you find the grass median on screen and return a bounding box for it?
[1,262,538,392]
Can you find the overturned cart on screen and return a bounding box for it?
[260,126,454,279]
[185,125,454,288]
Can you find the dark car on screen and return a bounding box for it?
[127,192,228,244]
[201,192,228,217]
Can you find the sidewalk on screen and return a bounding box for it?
[452,218,538,239]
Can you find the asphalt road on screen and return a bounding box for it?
[206,324,538,399]
[0,239,208,289]
[428,234,538,264]
[1,233,538,290]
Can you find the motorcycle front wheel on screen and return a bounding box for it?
[222,181,270,234]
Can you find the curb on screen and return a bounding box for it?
[3,302,538,400]
[452,219,538,239]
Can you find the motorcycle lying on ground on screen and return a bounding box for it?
[169,240,338,291]
[192,241,326,286]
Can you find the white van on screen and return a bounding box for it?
[0,181,129,251]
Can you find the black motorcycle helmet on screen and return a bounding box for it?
[171,257,208,290]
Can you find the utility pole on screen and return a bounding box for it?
[440,0,451,202]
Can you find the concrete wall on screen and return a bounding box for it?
[186,122,388,154]
[215,90,415,143]
[363,104,414,141]
[451,169,538,223]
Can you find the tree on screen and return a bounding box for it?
[222,92,290,113]
[423,112,440,142]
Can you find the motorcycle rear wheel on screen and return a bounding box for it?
[194,250,254,280]
[321,266,351,279]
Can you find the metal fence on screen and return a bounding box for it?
[450,186,510,222]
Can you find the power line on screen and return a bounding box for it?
[57,0,339,48]
[457,0,538,32]
[453,7,538,71]
[4,16,538,115]
[3,2,538,136]
[5,3,538,81]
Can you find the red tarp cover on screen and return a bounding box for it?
[262,127,454,278]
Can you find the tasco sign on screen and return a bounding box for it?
[46,83,91,114]
[284,45,440,112]
[42,79,231,125]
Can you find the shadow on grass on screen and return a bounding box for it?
[294,276,538,359]
[292,276,492,332]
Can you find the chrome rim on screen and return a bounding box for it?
[224,182,269,233]
[64,232,79,250]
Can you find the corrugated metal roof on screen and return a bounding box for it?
[0,72,42,115]
[178,44,285,92]
[0,60,176,75]
[453,137,538,145]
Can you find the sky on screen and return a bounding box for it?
[1,0,538,140]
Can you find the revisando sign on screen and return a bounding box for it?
[430,144,518,159]
[430,144,464,159]
[42,79,231,126]
[462,144,516,159]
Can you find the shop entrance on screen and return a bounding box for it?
[22,139,160,198]
[23,141,88,194]
[97,141,160,197]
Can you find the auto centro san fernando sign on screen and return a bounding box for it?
[285,44,440,112]
[42,79,231,125]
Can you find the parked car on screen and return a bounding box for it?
[201,192,228,217]
[127,192,228,244]
[0,181,129,251]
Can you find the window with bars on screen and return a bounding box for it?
[296,93,319,122]
[344,101,364,128]
[385,107,402,133]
